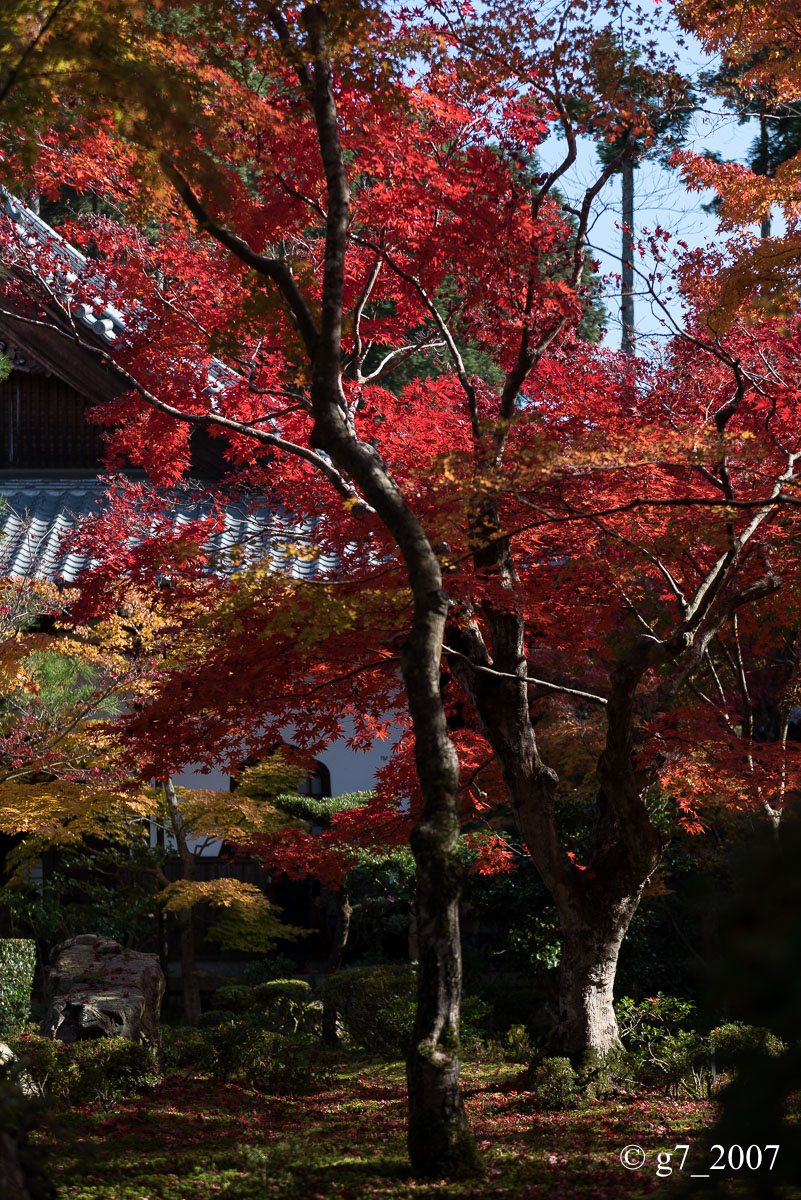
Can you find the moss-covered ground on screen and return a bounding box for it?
[28,1055,743,1199]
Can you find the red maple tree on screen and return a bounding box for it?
[4,0,800,1176]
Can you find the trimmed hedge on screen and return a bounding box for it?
[0,939,36,1039]
[318,964,488,1056]
[208,978,316,1035]
[317,964,415,1054]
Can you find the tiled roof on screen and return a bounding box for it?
[1,191,242,392]
[1,191,125,345]
[0,478,336,583]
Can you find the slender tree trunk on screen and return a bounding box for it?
[621,157,635,356]
[321,885,351,1044]
[176,908,200,1027]
[163,779,201,1026]
[402,597,480,1177]
[269,10,478,1173]
[408,890,419,962]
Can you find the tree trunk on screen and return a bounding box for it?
[621,156,635,356]
[406,811,473,1176]
[175,908,201,1027]
[321,885,351,1044]
[402,598,480,1178]
[552,898,639,1058]
[758,113,772,239]
[272,10,478,1172]
[163,779,201,1026]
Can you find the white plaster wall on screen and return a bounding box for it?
[166,719,401,855]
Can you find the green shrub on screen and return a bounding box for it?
[209,984,255,1014]
[710,1022,785,1066]
[319,965,486,1057]
[68,1039,159,1105]
[6,1034,64,1096]
[252,979,310,1006]
[503,1024,535,1064]
[163,1017,332,1092]
[318,965,416,1055]
[252,979,314,1035]
[616,995,708,1097]
[0,939,36,1039]
[528,1057,578,1110]
[616,993,696,1045]
[159,1026,213,1073]
[10,1033,158,1105]
[237,1031,334,1094]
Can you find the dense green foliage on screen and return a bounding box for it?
[0,845,160,950]
[9,1033,159,1106]
[162,1020,335,1093]
[0,938,35,1038]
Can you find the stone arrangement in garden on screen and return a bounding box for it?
[40,935,165,1046]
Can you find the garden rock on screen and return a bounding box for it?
[40,935,165,1046]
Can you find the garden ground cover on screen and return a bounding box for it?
[34,1056,722,1200]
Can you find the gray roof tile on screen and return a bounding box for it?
[0,479,336,583]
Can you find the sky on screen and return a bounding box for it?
[535,0,758,352]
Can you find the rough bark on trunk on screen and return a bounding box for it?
[552,902,637,1059]
[621,156,635,356]
[321,886,351,1044]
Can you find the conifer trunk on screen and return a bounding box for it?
[621,156,636,356]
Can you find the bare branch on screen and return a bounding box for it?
[443,643,608,704]
[159,156,320,358]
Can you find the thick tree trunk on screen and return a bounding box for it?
[552,899,639,1058]
[321,885,351,1044]
[621,157,635,356]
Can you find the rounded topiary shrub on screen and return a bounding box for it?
[0,939,36,1039]
[318,965,416,1055]
[710,1022,785,1067]
[252,979,311,1006]
[253,979,314,1035]
[209,984,255,1014]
